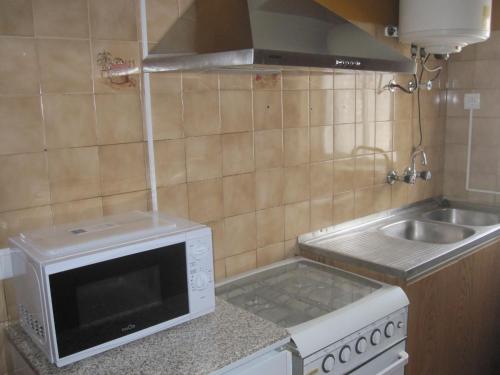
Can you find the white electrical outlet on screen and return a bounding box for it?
[464,93,480,110]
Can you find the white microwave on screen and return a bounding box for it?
[9,211,215,367]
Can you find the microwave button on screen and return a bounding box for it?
[193,272,209,290]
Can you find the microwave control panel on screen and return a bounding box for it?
[187,234,215,314]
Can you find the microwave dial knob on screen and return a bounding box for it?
[194,272,209,290]
[339,345,351,363]
[322,354,335,372]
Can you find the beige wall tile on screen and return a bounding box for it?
[257,242,285,267]
[183,73,219,92]
[89,0,137,41]
[375,121,393,152]
[310,126,333,162]
[220,90,253,133]
[375,90,394,122]
[157,183,189,218]
[187,178,223,223]
[92,40,140,94]
[102,190,149,215]
[0,206,53,248]
[151,93,183,140]
[311,197,333,231]
[310,161,333,199]
[0,96,44,155]
[356,71,375,90]
[256,206,284,247]
[44,94,97,149]
[284,165,310,204]
[150,72,181,94]
[375,153,393,185]
[393,120,412,153]
[284,201,310,240]
[255,129,283,169]
[95,94,143,144]
[310,90,333,126]
[0,281,7,323]
[310,73,333,89]
[283,91,309,128]
[154,139,186,187]
[354,155,375,189]
[391,183,409,209]
[0,153,50,211]
[253,90,282,130]
[253,73,281,90]
[283,72,309,90]
[333,158,355,194]
[33,0,88,38]
[394,92,412,121]
[333,191,355,224]
[0,0,34,36]
[225,250,256,277]
[222,132,254,176]
[204,220,225,262]
[354,187,375,218]
[223,173,255,217]
[284,238,299,258]
[224,212,256,256]
[373,184,392,212]
[48,147,101,203]
[219,73,252,90]
[186,135,222,181]
[356,89,376,123]
[38,39,92,93]
[52,197,103,225]
[99,143,147,195]
[333,90,355,124]
[183,91,220,136]
[333,124,355,159]
[284,127,309,166]
[334,72,356,89]
[0,38,39,95]
[146,0,179,43]
[355,121,375,155]
[214,259,226,281]
[255,168,284,210]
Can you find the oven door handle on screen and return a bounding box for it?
[374,351,409,375]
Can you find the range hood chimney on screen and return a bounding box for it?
[143,0,416,74]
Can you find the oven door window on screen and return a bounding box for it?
[49,243,189,358]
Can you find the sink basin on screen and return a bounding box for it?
[380,220,475,244]
[422,208,500,227]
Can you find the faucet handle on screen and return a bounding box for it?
[419,170,432,181]
[420,151,428,166]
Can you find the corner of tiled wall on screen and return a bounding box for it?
[444,30,500,206]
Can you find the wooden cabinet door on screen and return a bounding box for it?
[404,241,500,375]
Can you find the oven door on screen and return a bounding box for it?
[347,341,408,375]
[48,242,189,359]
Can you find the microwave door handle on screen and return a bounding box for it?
[374,351,409,375]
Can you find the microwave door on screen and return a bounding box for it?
[48,243,190,359]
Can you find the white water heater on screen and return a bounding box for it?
[399,0,492,54]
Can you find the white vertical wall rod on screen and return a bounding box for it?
[139,0,158,211]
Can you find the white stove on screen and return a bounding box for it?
[216,258,409,375]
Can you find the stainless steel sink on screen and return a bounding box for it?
[380,220,475,244]
[422,208,500,227]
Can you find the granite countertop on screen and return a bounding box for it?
[5,298,290,375]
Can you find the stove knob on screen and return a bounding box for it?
[397,321,405,329]
[371,329,381,345]
[322,354,335,372]
[385,322,395,338]
[356,337,368,354]
[339,345,351,363]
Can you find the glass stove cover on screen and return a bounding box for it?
[216,260,381,328]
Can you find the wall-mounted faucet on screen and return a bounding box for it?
[387,147,432,185]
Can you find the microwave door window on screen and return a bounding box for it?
[49,243,189,358]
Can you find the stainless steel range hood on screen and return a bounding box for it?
[143,0,416,74]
